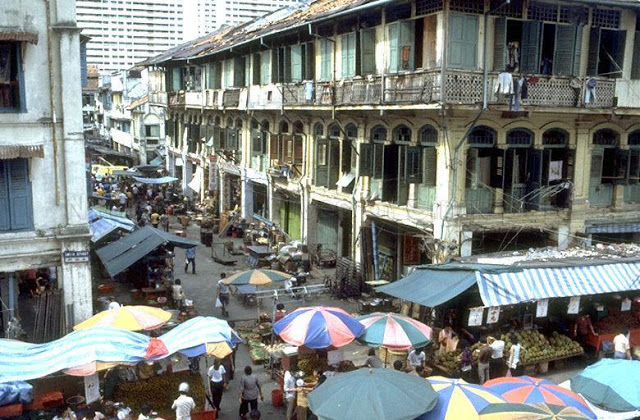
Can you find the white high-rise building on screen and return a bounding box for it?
[77,0,185,73]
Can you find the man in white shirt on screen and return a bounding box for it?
[613,328,631,360]
[488,336,506,377]
[407,348,426,369]
[283,366,299,420]
[171,383,195,420]
[216,273,231,317]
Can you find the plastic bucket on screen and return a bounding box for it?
[272,389,284,407]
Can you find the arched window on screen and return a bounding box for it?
[468,126,496,147]
[328,123,341,139]
[370,125,387,142]
[226,117,234,128]
[628,130,640,147]
[542,129,569,147]
[506,129,533,148]
[419,124,438,145]
[279,121,289,133]
[392,125,412,143]
[293,121,304,134]
[251,120,259,130]
[345,123,357,139]
[235,118,243,128]
[261,120,270,132]
[314,122,324,137]
[593,128,619,146]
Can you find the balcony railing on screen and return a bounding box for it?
[222,88,240,107]
[385,71,440,103]
[205,89,220,107]
[149,92,168,106]
[185,91,203,107]
[336,77,382,105]
[168,92,185,107]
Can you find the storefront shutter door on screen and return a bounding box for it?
[587,27,601,76]
[0,161,9,230]
[361,29,376,75]
[388,24,399,72]
[590,148,604,186]
[317,211,339,252]
[521,21,542,74]
[493,17,507,71]
[491,148,505,189]
[291,45,303,82]
[632,32,640,80]
[8,159,32,230]
[359,143,373,176]
[554,25,580,76]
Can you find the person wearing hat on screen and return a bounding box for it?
[172,383,195,420]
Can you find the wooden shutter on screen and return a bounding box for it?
[291,44,303,82]
[590,148,604,184]
[359,143,373,176]
[373,144,384,178]
[283,47,292,82]
[423,147,437,187]
[490,148,504,188]
[521,21,542,74]
[172,68,181,91]
[587,27,601,76]
[388,23,399,72]
[8,159,32,230]
[272,49,280,83]
[629,149,640,182]
[405,146,423,184]
[316,138,329,187]
[305,42,315,80]
[270,134,279,160]
[399,20,415,71]
[251,131,262,154]
[632,32,640,80]
[294,135,304,163]
[448,14,478,69]
[321,39,333,81]
[612,30,627,75]
[342,33,356,77]
[554,25,582,76]
[466,148,479,188]
[615,149,631,183]
[261,51,271,85]
[234,57,245,87]
[0,161,9,230]
[253,53,261,85]
[493,17,507,72]
[361,28,376,75]
[245,56,251,86]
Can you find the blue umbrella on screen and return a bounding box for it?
[570,359,640,412]
[308,368,438,420]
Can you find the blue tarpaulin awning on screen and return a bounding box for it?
[133,176,178,184]
[375,264,478,307]
[96,226,199,277]
[586,223,640,234]
[88,208,136,242]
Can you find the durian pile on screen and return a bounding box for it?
[503,330,583,365]
[434,350,463,374]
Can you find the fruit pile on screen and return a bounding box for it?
[595,313,640,333]
[503,330,583,365]
[298,354,328,376]
[434,350,463,374]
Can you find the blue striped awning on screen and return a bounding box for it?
[586,223,640,234]
[476,262,640,307]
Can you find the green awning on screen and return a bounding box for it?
[96,226,199,277]
[375,264,478,307]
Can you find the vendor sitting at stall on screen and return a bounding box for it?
[274,303,287,322]
[407,347,426,370]
[364,348,383,368]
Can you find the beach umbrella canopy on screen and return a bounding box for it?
[308,368,438,420]
[74,305,172,331]
[158,316,242,357]
[221,269,290,286]
[416,377,505,420]
[273,306,364,349]
[570,359,640,412]
[479,402,592,420]
[356,312,433,350]
[484,376,595,419]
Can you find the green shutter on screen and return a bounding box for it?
[8,159,32,230]
[398,20,415,71]
[493,17,507,71]
[405,146,423,183]
[172,68,181,91]
[223,60,233,88]
[283,47,292,82]
[245,56,251,86]
[388,23,399,72]
[572,25,583,76]
[423,147,436,187]
[0,161,9,230]
[587,27,601,76]
[590,148,604,185]
[321,39,333,81]
[234,57,245,87]
[253,53,261,85]
[466,148,479,188]
[291,44,303,82]
[373,144,384,179]
[305,42,315,80]
[632,31,640,80]
[521,20,542,74]
[554,25,582,76]
[272,48,280,83]
[261,51,271,85]
[316,138,329,187]
[448,14,478,69]
[341,33,357,77]
[361,28,376,75]
[359,143,373,176]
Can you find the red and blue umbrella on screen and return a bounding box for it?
[356,312,433,350]
[273,306,364,349]
[484,376,595,419]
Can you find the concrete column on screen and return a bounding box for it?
[460,230,473,257]
[219,171,226,215]
[59,242,93,332]
[267,178,274,222]
[557,225,570,250]
[242,176,253,219]
[183,160,193,198]
[307,201,319,250]
[352,201,365,265]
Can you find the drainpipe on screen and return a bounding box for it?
[483,0,511,110]
[44,0,60,205]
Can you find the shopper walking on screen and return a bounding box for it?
[207,359,227,413]
[171,383,195,420]
[216,273,231,317]
[238,366,263,419]
[477,338,492,384]
[185,247,196,274]
[284,365,298,420]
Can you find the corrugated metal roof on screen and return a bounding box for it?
[0,145,44,159]
[0,30,38,44]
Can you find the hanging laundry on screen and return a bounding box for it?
[304,81,315,102]
[495,72,514,96]
[585,78,598,104]
[520,78,529,99]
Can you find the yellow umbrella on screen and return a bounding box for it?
[204,342,234,358]
[74,305,172,331]
[221,269,290,286]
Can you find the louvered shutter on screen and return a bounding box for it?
[388,23,399,72]
[361,28,376,75]
[270,134,280,160]
[423,147,437,187]
[8,159,32,230]
[493,17,507,71]
[632,32,640,80]
[521,21,542,74]
[587,27,601,76]
[291,45,303,82]
[305,42,315,80]
[359,143,373,176]
[399,20,415,71]
[554,25,581,76]
[612,30,626,75]
[405,146,422,183]
[234,57,244,87]
[0,161,9,230]
[466,148,479,188]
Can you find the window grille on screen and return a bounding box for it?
[468,126,496,147]
[592,8,621,29]
[527,1,557,22]
[559,5,588,25]
[419,125,438,145]
[542,129,569,147]
[507,129,533,147]
[314,123,324,137]
[629,130,640,147]
[449,0,483,15]
[371,125,388,142]
[490,0,522,18]
[345,123,358,139]
[415,0,443,16]
[393,125,412,143]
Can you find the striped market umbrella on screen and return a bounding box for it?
[356,312,433,350]
[158,316,242,358]
[273,306,364,349]
[74,305,172,331]
[484,376,595,419]
[221,269,290,286]
[416,377,505,420]
[479,402,591,420]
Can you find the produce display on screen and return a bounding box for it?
[502,330,583,365]
[595,312,640,333]
[298,355,328,376]
[434,350,463,375]
[114,372,204,419]
[237,326,269,364]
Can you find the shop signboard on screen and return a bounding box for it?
[486,307,500,324]
[567,296,580,314]
[536,299,549,318]
[63,251,90,263]
[621,298,632,312]
[84,373,100,404]
[468,307,484,327]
